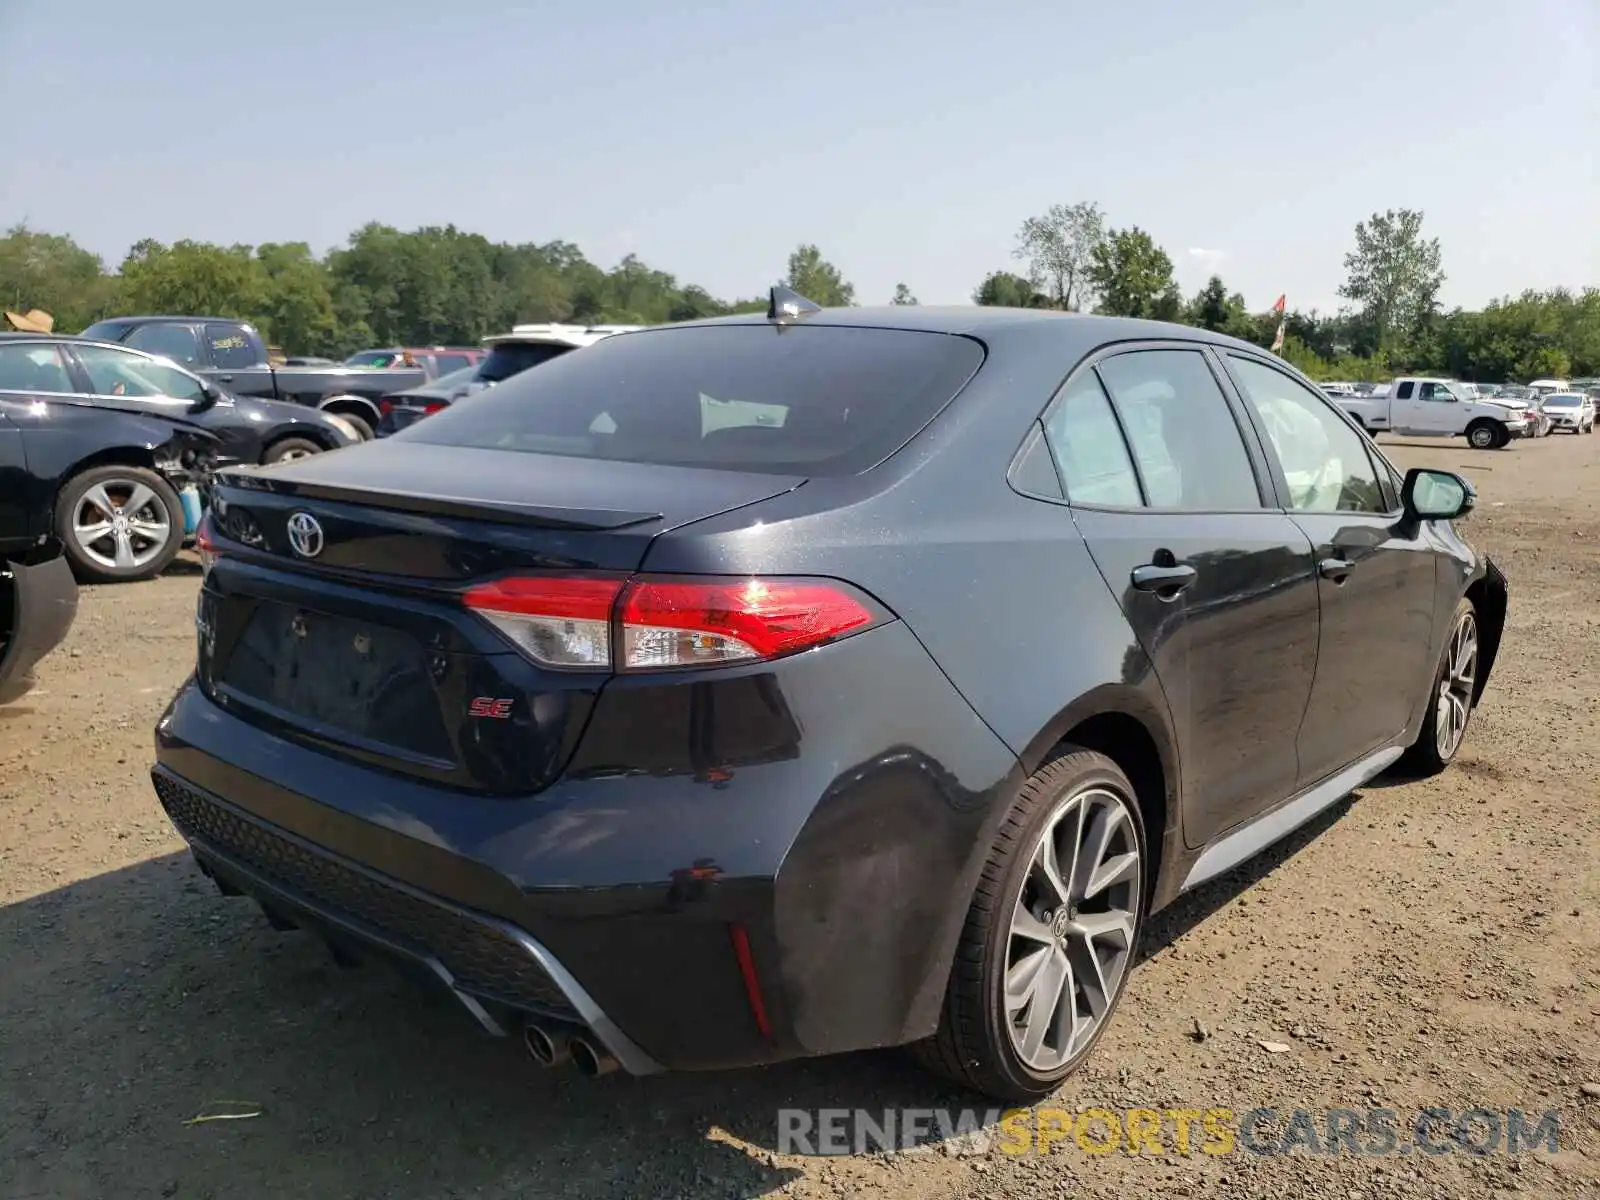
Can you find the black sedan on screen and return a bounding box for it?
[153,293,1506,1101]
[0,334,357,468]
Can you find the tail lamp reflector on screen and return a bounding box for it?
[460,575,878,671]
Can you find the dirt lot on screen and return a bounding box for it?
[3,432,1598,1200]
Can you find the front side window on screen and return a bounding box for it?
[1228,357,1387,514]
[75,345,207,402]
[1042,372,1143,507]
[0,343,75,393]
[125,322,203,367]
[205,323,257,369]
[1419,382,1457,402]
[1095,349,1262,510]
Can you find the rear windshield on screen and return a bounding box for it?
[400,324,986,476]
[476,341,574,383]
[80,320,134,342]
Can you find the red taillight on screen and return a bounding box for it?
[460,575,880,671]
[462,576,622,670]
[619,577,874,668]
[422,402,447,415]
[194,512,220,577]
[379,399,393,416]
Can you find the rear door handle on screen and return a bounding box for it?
[216,374,234,383]
[1318,556,1353,582]
[1131,563,1198,597]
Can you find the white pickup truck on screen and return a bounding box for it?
[1334,377,1532,449]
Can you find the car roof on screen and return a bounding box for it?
[0,331,132,348]
[635,306,1273,359]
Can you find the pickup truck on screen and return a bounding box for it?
[1334,377,1532,449]
[79,316,426,439]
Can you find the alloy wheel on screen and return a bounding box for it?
[72,479,172,572]
[1004,786,1141,1072]
[1434,610,1478,760]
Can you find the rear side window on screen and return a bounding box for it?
[1043,373,1143,506]
[407,325,986,476]
[432,353,473,374]
[125,322,203,368]
[476,341,573,384]
[1096,350,1262,510]
[1395,381,1415,400]
[0,343,75,393]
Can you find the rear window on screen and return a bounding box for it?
[401,324,986,476]
[476,341,573,384]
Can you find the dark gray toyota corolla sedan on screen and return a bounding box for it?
[153,292,1507,1102]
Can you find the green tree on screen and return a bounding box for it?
[1013,201,1105,311]
[1338,209,1444,358]
[890,282,918,305]
[1086,227,1180,319]
[253,242,341,357]
[0,224,118,331]
[972,270,1045,308]
[117,239,266,319]
[782,244,855,307]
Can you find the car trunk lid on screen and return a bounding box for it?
[198,442,803,792]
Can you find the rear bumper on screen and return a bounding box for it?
[153,768,663,1073]
[152,620,1022,1071]
[0,548,79,705]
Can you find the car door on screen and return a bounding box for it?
[1222,353,1439,785]
[0,401,30,549]
[1413,381,1467,435]
[1041,344,1320,848]
[0,341,99,541]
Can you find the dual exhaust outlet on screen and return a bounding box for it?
[524,1020,618,1078]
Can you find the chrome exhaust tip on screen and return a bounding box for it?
[570,1035,619,1078]
[523,1022,572,1068]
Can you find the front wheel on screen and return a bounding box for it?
[1465,421,1506,450]
[1400,599,1479,776]
[911,748,1146,1102]
[56,465,184,584]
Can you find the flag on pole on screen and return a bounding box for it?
[1272,294,1286,315]
[1270,294,1287,353]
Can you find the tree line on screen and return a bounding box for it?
[2,208,1595,383]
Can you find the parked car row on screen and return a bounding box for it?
[1326,376,1596,447]
[374,323,640,436]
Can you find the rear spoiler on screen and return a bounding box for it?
[213,470,662,532]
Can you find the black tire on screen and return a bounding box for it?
[261,436,324,465]
[322,404,374,440]
[1399,597,1479,777]
[1464,420,1505,450]
[55,465,183,584]
[909,747,1147,1102]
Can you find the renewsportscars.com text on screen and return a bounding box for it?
[777,1106,1563,1158]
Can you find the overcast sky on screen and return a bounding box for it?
[2,0,1595,313]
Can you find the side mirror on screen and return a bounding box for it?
[190,383,222,413]
[1402,468,1475,521]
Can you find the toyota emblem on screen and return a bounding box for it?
[286,511,325,558]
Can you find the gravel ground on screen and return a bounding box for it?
[2,433,1597,1200]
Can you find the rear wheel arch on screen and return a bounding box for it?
[318,395,379,437]
[1019,693,1177,905]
